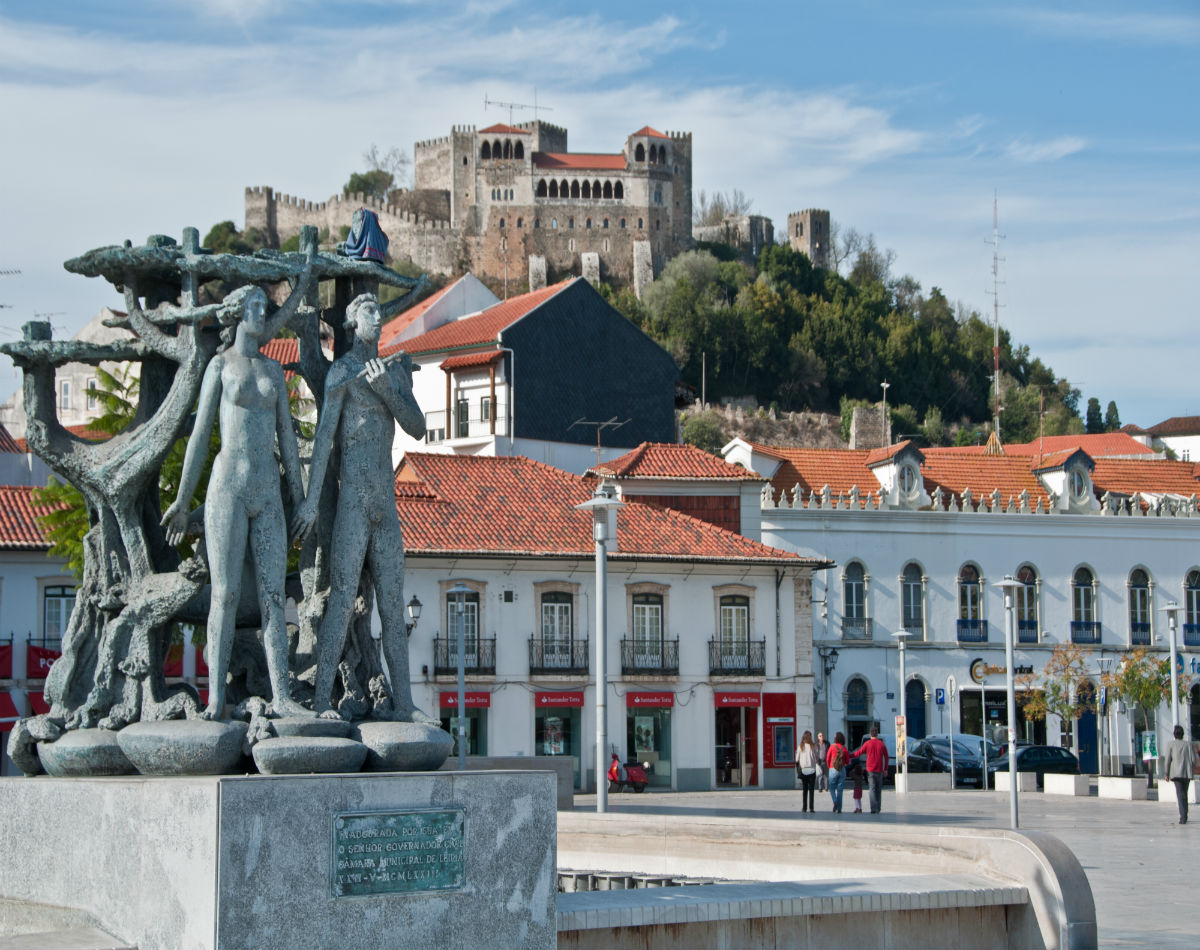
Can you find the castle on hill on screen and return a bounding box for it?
[245,120,696,295]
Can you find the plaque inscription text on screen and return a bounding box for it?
[331,809,465,898]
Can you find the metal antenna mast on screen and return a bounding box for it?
[0,269,20,310]
[569,416,630,468]
[986,194,1006,440]
[483,90,554,124]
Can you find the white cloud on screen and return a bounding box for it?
[1010,8,1200,47]
[1004,136,1088,164]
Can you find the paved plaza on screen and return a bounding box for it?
[574,782,1194,950]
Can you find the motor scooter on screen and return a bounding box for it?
[607,757,649,793]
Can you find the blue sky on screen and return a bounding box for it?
[0,0,1197,427]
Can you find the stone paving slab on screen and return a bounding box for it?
[572,783,1196,950]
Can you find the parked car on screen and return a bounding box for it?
[922,733,1005,764]
[905,737,985,787]
[986,745,1080,789]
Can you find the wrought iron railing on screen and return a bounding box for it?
[708,638,767,676]
[1184,623,1200,647]
[1017,619,1039,643]
[956,618,988,642]
[1071,621,1102,644]
[842,617,873,640]
[1129,621,1151,646]
[528,636,589,675]
[619,637,679,675]
[432,636,497,676]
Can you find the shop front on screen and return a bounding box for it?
[714,691,759,788]
[535,690,583,789]
[440,690,490,756]
[625,691,673,788]
[761,692,797,790]
[960,657,1045,747]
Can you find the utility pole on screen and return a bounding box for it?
[987,195,1005,441]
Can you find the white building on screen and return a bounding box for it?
[1145,416,1200,462]
[393,449,828,791]
[726,435,1200,776]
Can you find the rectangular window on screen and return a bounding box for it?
[480,396,492,426]
[633,594,663,657]
[541,592,573,666]
[902,580,922,629]
[1074,584,1093,623]
[960,582,980,621]
[58,380,71,411]
[445,591,479,664]
[44,585,76,640]
[86,377,98,411]
[455,398,469,438]
[719,595,749,655]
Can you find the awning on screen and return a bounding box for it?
[535,691,584,708]
[0,693,19,732]
[26,644,60,678]
[440,350,503,373]
[28,692,49,715]
[0,643,11,679]
[440,691,491,708]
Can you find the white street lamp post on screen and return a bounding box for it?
[575,482,624,814]
[1161,603,1182,730]
[892,632,910,787]
[994,576,1022,829]
[448,582,471,771]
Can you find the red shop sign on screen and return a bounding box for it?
[28,691,50,716]
[27,644,60,678]
[0,692,18,732]
[0,643,11,679]
[714,691,761,708]
[626,691,674,708]
[535,691,584,708]
[440,691,491,708]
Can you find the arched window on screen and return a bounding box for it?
[481,141,491,160]
[548,180,558,198]
[514,141,524,159]
[901,563,923,634]
[635,143,646,162]
[655,219,661,230]
[654,187,662,204]
[585,218,591,229]
[492,139,502,158]
[516,217,523,229]
[581,181,591,199]
[534,218,540,229]
[560,179,569,196]
[592,179,602,197]
[551,218,557,229]
[603,181,613,199]
[648,145,658,164]
[614,182,624,200]
[1017,565,1039,642]
[958,564,984,641]
[638,217,644,229]
[498,218,505,229]
[620,218,627,229]
[570,180,580,199]
[537,179,548,197]
[602,218,609,229]
[503,140,512,159]
[846,677,870,719]
[568,217,575,229]
[1129,568,1151,644]
[843,562,867,639]
[1185,570,1200,636]
[1072,567,1098,643]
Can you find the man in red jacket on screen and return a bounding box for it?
[852,724,890,814]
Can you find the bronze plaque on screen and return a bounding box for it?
[331,808,465,898]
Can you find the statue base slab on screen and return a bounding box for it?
[0,770,557,950]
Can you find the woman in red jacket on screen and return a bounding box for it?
[826,732,849,813]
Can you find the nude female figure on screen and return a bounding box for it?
[162,285,311,719]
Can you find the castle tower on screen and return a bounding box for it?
[787,209,830,270]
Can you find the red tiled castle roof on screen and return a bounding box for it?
[592,443,762,481]
[631,126,668,139]
[533,153,627,171]
[479,123,530,135]
[395,453,816,566]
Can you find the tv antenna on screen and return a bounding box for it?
[569,415,630,468]
[985,193,1006,440]
[0,269,19,310]
[483,90,554,124]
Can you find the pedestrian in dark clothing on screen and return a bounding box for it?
[796,730,818,813]
[1162,725,1197,825]
[815,732,830,792]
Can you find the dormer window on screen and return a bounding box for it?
[1069,468,1088,501]
[898,462,919,499]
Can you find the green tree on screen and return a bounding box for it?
[922,406,947,446]
[203,221,266,255]
[1105,401,1121,432]
[343,169,393,200]
[1103,648,1170,772]
[1015,644,1095,748]
[680,411,726,455]
[1085,397,1104,434]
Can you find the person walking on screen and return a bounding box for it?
[827,732,849,813]
[796,730,818,813]
[852,725,890,814]
[1162,725,1197,824]
[849,761,865,813]
[815,732,830,792]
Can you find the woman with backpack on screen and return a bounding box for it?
[795,730,818,813]
[826,731,850,813]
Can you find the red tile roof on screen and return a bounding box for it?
[591,443,762,481]
[1121,423,1150,436]
[1147,416,1200,437]
[440,351,503,372]
[1004,432,1156,458]
[391,281,571,356]
[0,486,56,550]
[533,153,627,171]
[479,123,530,135]
[0,423,21,454]
[1091,459,1200,498]
[259,337,299,380]
[379,282,456,348]
[395,453,819,566]
[921,451,1052,508]
[864,441,912,466]
[632,126,669,139]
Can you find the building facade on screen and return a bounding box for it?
[727,436,1200,774]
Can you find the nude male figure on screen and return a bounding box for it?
[296,292,428,720]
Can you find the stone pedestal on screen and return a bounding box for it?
[1098,776,1148,800]
[0,770,556,950]
[1042,773,1090,796]
[994,771,1038,792]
